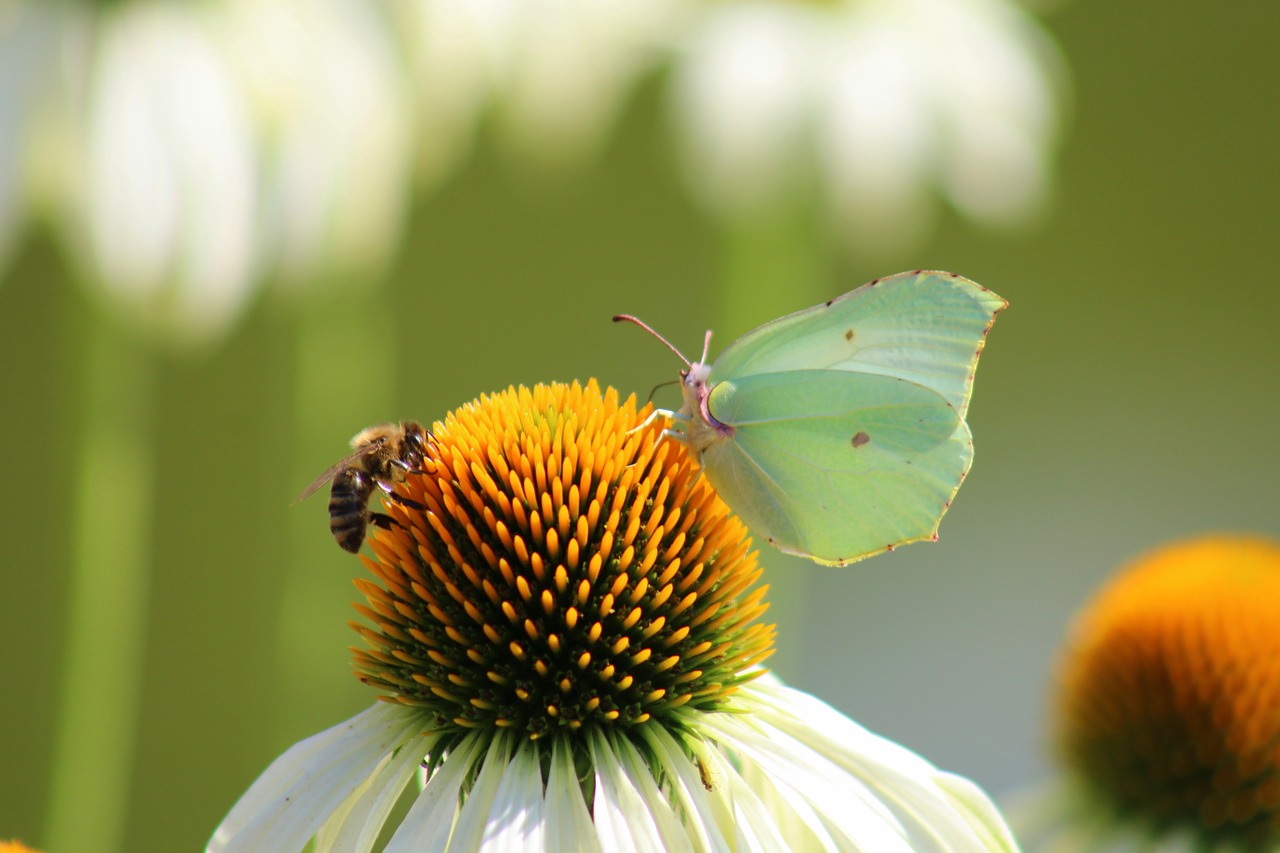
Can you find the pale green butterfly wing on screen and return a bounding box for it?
[700,369,971,565]
[709,270,1006,418]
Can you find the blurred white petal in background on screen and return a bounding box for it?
[77,3,258,345]
[393,0,688,177]
[671,0,1063,253]
[224,0,413,291]
[0,4,62,279]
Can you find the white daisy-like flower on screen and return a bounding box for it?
[389,0,688,179]
[211,382,1017,851]
[669,0,1063,253]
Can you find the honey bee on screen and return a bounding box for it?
[294,421,430,553]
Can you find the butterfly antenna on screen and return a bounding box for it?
[700,329,712,365]
[644,378,680,404]
[612,314,691,367]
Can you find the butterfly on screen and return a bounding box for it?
[615,270,1006,566]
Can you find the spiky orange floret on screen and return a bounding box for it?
[1056,536,1280,848]
[0,842,42,853]
[351,381,774,740]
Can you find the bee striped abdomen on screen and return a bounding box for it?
[329,469,373,553]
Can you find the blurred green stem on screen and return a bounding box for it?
[718,208,832,675]
[274,293,395,738]
[45,316,154,853]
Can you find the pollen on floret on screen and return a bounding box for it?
[1055,535,1280,849]
[350,381,775,743]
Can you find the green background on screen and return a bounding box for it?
[2,1,1279,850]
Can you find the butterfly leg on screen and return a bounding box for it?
[628,407,686,436]
[659,427,690,445]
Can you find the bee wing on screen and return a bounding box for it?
[292,446,376,505]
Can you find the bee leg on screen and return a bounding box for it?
[376,479,426,510]
[369,512,401,532]
[386,492,426,511]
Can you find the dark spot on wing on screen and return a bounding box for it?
[851,431,870,448]
[844,328,855,342]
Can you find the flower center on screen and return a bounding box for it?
[351,381,774,743]
[1055,536,1280,848]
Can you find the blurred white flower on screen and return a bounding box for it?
[68,2,259,345]
[1,0,415,344]
[0,4,70,278]
[391,0,688,179]
[221,0,413,291]
[670,0,1063,253]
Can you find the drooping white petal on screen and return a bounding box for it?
[668,0,1062,251]
[637,725,732,852]
[384,732,487,852]
[670,2,815,216]
[820,8,935,251]
[495,0,684,169]
[449,735,516,850]
[477,740,548,852]
[82,3,258,345]
[728,677,1018,852]
[701,710,916,851]
[209,702,428,853]
[589,730,676,852]
[314,716,429,853]
[698,745,793,851]
[543,737,600,853]
[389,0,508,186]
[222,0,412,291]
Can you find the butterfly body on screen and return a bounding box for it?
[621,270,1005,566]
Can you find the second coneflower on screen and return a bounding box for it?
[1018,535,1280,852]
[210,380,1015,851]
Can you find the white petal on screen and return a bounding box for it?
[701,711,915,852]
[636,725,732,852]
[914,0,1060,222]
[478,740,547,852]
[544,737,600,853]
[384,732,487,852]
[209,703,429,853]
[730,678,1016,852]
[393,0,524,188]
[496,0,681,168]
[84,3,258,344]
[669,3,816,216]
[449,735,515,850]
[589,730,678,853]
[819,10,934,252]
[698,747,793,852]
[222,0,412,289]
[315,717,429,853]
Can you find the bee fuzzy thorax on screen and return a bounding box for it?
[297,420,430,553]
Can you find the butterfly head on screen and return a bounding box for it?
[682,360,732,447]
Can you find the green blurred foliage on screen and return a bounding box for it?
[1,2,1278,850]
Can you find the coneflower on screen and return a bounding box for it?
[211,381,1015,851]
